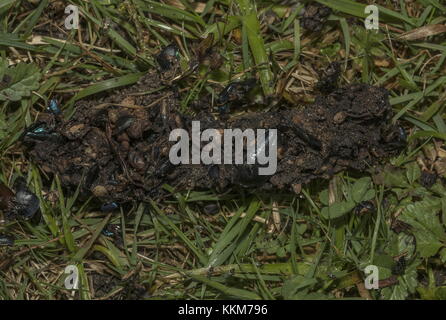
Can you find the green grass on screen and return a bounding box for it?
[1,0,446,300]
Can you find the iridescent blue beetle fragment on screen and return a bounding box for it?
[101,202,119,212]
[47,99,62,115]
[22,122,61,143]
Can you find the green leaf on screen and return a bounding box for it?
[352,177,372,203]
[381,268,418,300]
[69,72,144,103]
[418,287,446,300]
[388,233,416,259]
[362,189,376,202]
[321,200,356,220]
[0,0,15,11]
[406,162,421,185]
[0,32,40,51]
[382,168,410,188]
[319,189,329,206]
[415,232,444,258]
[282,275,318,299]
[399,197,446,258]
[72,213,112,262]
[238,0,274,96]
[373,254,394,269]
[0,61,41,101]
[439,248,446,263]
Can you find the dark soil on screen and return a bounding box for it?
[301,2,332,32]
[22,68,405,205]
[420,170,437,188]
[316,62,341,94]
[90,272,147,299]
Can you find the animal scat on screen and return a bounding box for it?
[24,83,404,203]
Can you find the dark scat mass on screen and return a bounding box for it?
[24,72,404,204]
[301,3,332,32]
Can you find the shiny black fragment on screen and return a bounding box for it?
[101,202,119,212]
[156,44,179,71]
[217,78,256,105]
[13,177,40,220]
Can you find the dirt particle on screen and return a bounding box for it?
[333,111,347,124]
[317,62,341,94]
[420,170,437,188]
[203,203,219,214]
[92,185,108,197]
